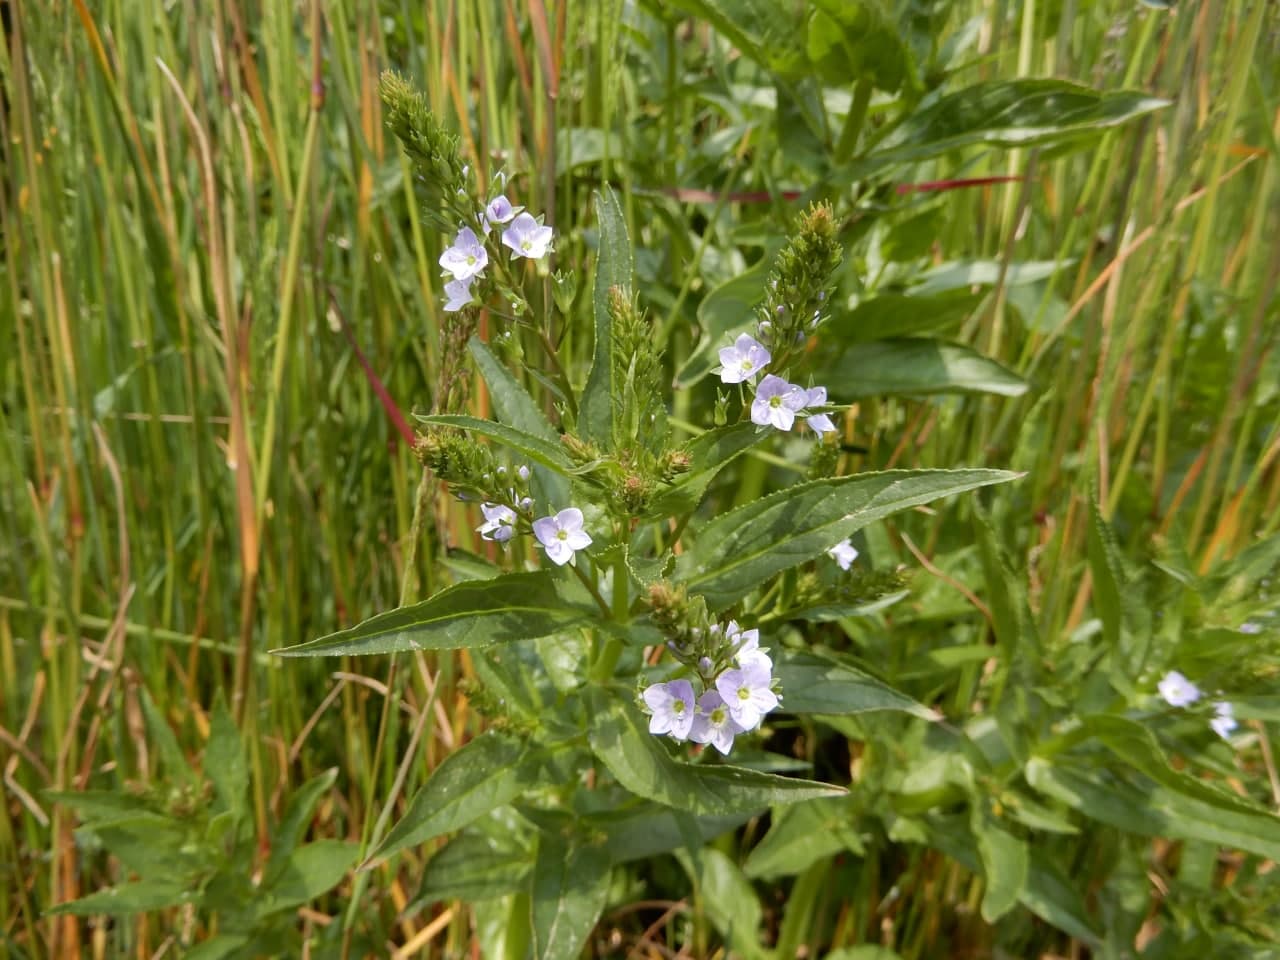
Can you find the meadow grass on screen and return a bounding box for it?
[1,0,1277,957]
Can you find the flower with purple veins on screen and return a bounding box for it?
[443,277,474,313]
[642,679,697,740]
[477,503,517,543]
[485,195,517,225]
[502,212,554,260]
[439,226,488,281]
[828,539,858,571]
[689,691,744,755]
[716,662,779,730]
[532,507,592,565]
[751,375,807,431]
[1157,670,1201,707]
[1211,701,1238,739]
[718,334,771,384]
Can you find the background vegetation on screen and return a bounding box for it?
[2,0,1278,957]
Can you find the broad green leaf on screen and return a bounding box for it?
[256,840,358,917]
[744,796,864,878]
[820,339,1028,399]
[415,414,574,476]
[677,847,765,958]
[420,832,532,902]
[680,469,1019,611]
[370,734,541,865]
[972,810,1028,922]
[773,650,934,719]
[587,688,844,815]
[673,258,770,388]
[807,0,917,93]
[580,185,633,447]
[274,571,596,657]
[647,422,765,517]
[46,789,155,823]
[825,290,983,343]
[530,837,610,960]
[592,804,749,863]
[204,699,248,821]
[48,880,197,916]
[266,768,339,884]
[1025,752,1280,861]
[866,80,1169,167]
[86,813,206,881]
[910,258,1068,296]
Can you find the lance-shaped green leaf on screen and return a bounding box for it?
[48,880,198,916]
[587,689,843,815]
[256,840,359,918]
[530,836,610,960]
[744,796,864,878]
[772,650,934,719]
[416,414,574,476]
[368,734,541,866]
[679,469,1019,611]
[824,290,983,343]
[580,186,632,447]
[972,809,1028,922]
[818,339,1028,399]
[420,832,533,902]
[273,571,597,657]
[861,79,1169,169]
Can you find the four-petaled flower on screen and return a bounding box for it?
[439,226,488,281]
[532,507,592,565]
[718,334,771,384]
[827,539,858,571]
[443,277,474,313]
[751,375,807,431]
[1211,701,1237,740]
[689,691,743,755]
[716,662,779,730]
[1157,670,1201,707]
[803,386,837,435]
[502,212,554,260]
[476,503,517,542]
[642,680,696,740]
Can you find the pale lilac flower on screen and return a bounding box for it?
[443,277,474,312]
[716,662,779,730]
[1240,621,1263,635]
[1211,701,1238,740]
[690,691,744,755]
[517,464,531,482]
[477,503,516,543]
[828,539,858,571]
[751,375,807,431]
[439,226,488,281]
[725,620,770,670]
[1157,670,1201,708]
[803,386,837,436]
[642,679,696,740]
[502,212,554,259]
[485,195,517,225]
[532,507,592,565]
[718,334,771,384]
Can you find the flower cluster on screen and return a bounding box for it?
[438,192,554,312]
[641,620,780,755]
[717,334,837,436]
[1156,670,1238,742]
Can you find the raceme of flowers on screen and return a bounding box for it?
[718,333,837,436]
[472,464,593,567]
[642,620,779,756]
[438,192,553,312]
[1157,669,1239,743]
